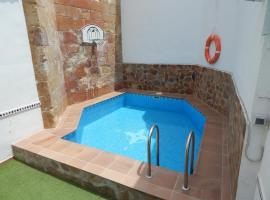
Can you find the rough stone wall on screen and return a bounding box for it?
[122,64,230,115]
[226,80,246,199]
[194,67,231,115]
[123,64,196,94]
[54,0,121,104]
[114,0,124,90]
[23,0,67,128]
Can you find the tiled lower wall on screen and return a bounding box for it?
[122,63,246,199]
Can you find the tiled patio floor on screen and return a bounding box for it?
[12,90,230,200]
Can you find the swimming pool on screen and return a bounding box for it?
[63,93,206,173]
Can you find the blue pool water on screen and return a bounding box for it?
[63,93,206,173]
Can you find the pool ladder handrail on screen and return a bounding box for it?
[182,131,195,191]
[146,124,160,178]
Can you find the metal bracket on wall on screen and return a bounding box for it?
[81,25,104,45]
[0,102,41,120]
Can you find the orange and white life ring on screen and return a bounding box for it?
[205,34,221,64]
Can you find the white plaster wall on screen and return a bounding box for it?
[0,0,43,161]
[237,144,261,200]
[253,184,262,200]
[121,0,204,65]
[256,129,270,200]
[233,1,267,117]
[250,31,270,200]
[237,7,270,197]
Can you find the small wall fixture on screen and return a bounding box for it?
[81,25,104,44]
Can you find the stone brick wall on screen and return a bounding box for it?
[23,0,122,127]
[54,0,121,104]
[23,0,67,128]
[194,67,232,115]
[226,80,246,199]
[122,64,230,115]
[123,64,196,94]
[114,0,123,90]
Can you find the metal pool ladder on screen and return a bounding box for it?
[182,131,195,191]
[146,124,160,178]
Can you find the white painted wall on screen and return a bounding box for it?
[121,0,204,65]
[250,26,270,200]
[257,129,270,200]
[0,0,43,161]
[233,2,267,117]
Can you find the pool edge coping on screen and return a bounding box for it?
[12,89,228,200]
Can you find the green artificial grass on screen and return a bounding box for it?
[0,159,106,200]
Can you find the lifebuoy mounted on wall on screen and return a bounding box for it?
[205,34,221,64]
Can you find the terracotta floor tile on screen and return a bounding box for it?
[91,151,117,167]
[24,144,43,154]
[203,131,223,143]
[32,135,58,148]
[39,149,60,160]
[68,158,88,169]
[198,150,222,166]
[83,163,105,175]
[60,142,85,156]
[128,162,178,190]
[197,162,221,180]
[50,128,74,137]
[170,191,200,200]
[201,142,222,154]
[221,167,232,200]
[122,176,172,199]
[47,140,71,152]
[222,144,229,155]
[204,125,223,135]
[201,135,222,147]
[186,175,220,190]
[201,188,221,200]
[76,147,102,162]
[14,139,30,149]
[66,107,82,115]
[27,132,52,142]
[65,116,80,123]
[108,156,136,174]
[222,155,229,166]
[39,149,72,164]
[101,169,126,183]
[174,175,203,199]
[61,121,78,129]
[206,116,224,123]
[51,152,73,164]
